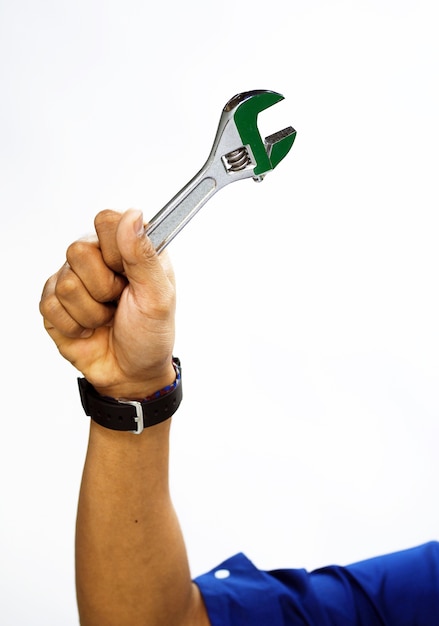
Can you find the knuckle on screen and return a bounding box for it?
[39,290,57,319]
[95,210,124,273]
[66,240,90,266]
[55,272,78,300]
[94,209,121,237]
[40,293,84,338]
[94,209,121,231]
[40,274,55,302]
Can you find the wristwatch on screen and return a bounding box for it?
[78,358,182,435]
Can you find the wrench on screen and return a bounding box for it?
[146,90,296,253]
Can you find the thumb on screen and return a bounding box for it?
[116,209,168,295]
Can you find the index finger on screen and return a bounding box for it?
[94,209,125,274]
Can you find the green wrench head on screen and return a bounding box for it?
[225,90,297,178]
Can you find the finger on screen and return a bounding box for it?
[94,209,125,274]
[66,239,127,303]
[95,208,175,286]
[116,209,175,316]
[41,265,116,337]
[40,271,95,339]
[55,263,117,329]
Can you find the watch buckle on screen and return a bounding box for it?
[119,399,144,435]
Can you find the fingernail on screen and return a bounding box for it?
[80,329,93,338]
[133,211,145,237]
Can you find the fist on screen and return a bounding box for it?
[40,209,176,399]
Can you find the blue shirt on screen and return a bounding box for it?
[194,542,439,625]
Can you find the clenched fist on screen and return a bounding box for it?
[40,209,176,400]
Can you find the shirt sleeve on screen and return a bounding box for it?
[194,552,328,626]
[194,542,439,626]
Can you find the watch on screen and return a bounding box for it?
[78,358,182,435]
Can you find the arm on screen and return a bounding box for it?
[40,209,209,626]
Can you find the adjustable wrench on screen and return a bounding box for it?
[146,90,296,253]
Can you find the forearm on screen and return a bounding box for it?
[41,211,208,624]
[76,419,199,626]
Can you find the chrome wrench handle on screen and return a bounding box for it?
[146,168,224,255]
[146,176,217,254]
[146,90,296,254]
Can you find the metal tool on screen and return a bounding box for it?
[146,90,296,253]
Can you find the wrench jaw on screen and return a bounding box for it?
[146,90,296,254]
[256,125,297,182]
[220,90,296,182]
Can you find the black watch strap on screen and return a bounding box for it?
[78,361,182,435]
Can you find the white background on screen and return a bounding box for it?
[1,0,439,623]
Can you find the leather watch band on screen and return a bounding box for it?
[78,361,182,435]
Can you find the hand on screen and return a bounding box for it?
[40,209,176,399]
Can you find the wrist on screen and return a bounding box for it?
[94,360,177,401]
[78,358,182,435]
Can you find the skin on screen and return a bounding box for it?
[40,209,210,626]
